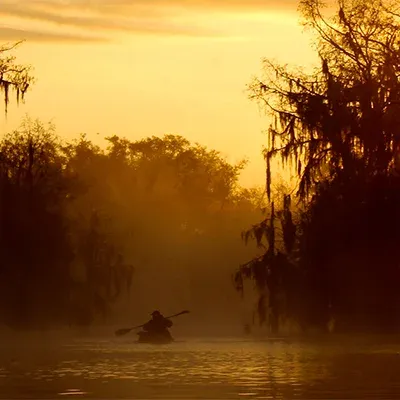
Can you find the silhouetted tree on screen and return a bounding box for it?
[0,118,71,328]
[238,0,400,333]
[63,135,135,326]
[0,118,134,328]
[0,41,33,114]
[250,0,400,199]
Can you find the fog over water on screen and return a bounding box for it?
[2,333,400,399]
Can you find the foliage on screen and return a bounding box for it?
[249,0,400,199]
[238,0,400,333]
[0,41,34,114]
[0,116,260,329]
[0,118,134,328]
[0,119,72,328]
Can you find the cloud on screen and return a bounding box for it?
[0,0,295,42]
[0,3,225,38]
[0,26,105,42]
[11,0,294,14]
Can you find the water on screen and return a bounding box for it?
[1,335,400,399]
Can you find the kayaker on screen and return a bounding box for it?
[142,310,173,337]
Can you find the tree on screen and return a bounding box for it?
[66,133,259,323]
[63,135,135,326]
[235,185,301,334]
[250,0,400,199]
[238,0,400,333]
[0,41,34,114]
[0,118,72,328]
[0,118,134,328]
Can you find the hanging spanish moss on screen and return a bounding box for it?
[0,40,33,116]
[237,0,400,334]
[249,0,400,200]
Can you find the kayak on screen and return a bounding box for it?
[137,330,174,344]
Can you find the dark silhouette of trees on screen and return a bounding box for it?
[0,115,261,329]
[237,0,400,334]
[0,119,134,328]
[0,119,73,328]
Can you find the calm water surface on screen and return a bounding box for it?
[1,335,400,399]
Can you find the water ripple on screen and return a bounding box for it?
[1,337,400,398]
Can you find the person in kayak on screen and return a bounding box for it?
[140,310,173,341]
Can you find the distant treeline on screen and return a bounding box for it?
[0,117,262,329]
[236,0,400,334]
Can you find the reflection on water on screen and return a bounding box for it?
[59,389,87,396]
[1,336,400,398]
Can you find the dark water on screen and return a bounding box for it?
[1,335,400,399]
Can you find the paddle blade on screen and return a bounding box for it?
[115,327,132,336]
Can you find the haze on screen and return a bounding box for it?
[5,1,400,399]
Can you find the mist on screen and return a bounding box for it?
[0,117,265,338]
[4,0,400,398]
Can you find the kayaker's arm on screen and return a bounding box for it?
[165,319,173,328]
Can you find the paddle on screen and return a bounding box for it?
[115,310,190,337]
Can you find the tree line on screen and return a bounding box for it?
[0,119,262,328]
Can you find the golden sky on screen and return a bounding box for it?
[0,0,317,187]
